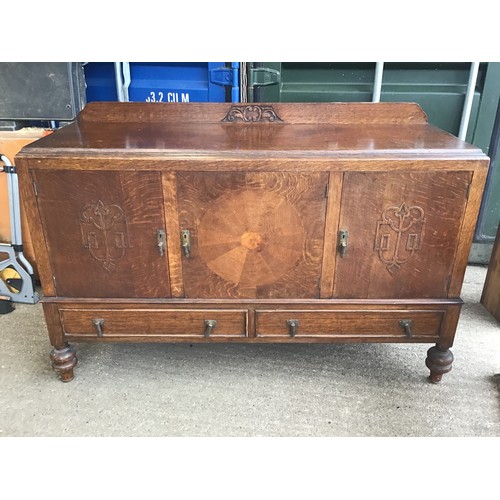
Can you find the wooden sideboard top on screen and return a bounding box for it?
[17,102,486,161]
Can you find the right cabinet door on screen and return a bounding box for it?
[334,171,472,299]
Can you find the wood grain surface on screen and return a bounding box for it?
[334,170,472,299]
[34,169,170,298]
[16,103,483,161]
[177,171,328,299]
[481,223,500,322]
[14,102,490,383]
[16,158,56,296]
[161,172,184,297]
[74,102,429,125]
[60,308,247,338]
[47,300,454,344]
[255,309,443,338]
[320,172,343,298]
[448,165,489,296]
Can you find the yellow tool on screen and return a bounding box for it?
[0,266,22,293]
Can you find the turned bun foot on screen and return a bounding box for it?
[50,344,78,382]
[425,345,453,383]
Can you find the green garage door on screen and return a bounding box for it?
[248,62,500,262]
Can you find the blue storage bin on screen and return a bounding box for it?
[83,62,118,102]
[83,62,239,103]
[127,62,239,103]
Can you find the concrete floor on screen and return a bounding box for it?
[0,266,499,437]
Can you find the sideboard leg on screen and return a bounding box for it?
[49,343,78,382]
[425,345,453,383]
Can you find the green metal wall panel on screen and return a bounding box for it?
[471,63,500,242]
[250,62,499,248]
[252,62,483,138]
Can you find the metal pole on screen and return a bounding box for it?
[10,170,23,246]
[1,154,35,276]
[114,62,124,102]
[372,62,384,102]
[458,62,480,140]
[231,62,239,103]
[1,155,17,245]
[240,62,247,103]
[11,172,35,274]
[122,63,131,102]
[247,63,254,103]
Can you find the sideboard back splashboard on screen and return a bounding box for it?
[15,102,489,382]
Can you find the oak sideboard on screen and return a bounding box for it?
[15,102,489,382]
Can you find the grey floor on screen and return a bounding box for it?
[0,266,499,437]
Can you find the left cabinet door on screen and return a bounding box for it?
[33,170,171,298]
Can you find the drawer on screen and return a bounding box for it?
[255,309,444,339]
[60,308,247,339]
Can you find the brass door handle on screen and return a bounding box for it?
[157,229,166,257]
[92,318,105,337]
[287,319,299,337]
[399,319,413,338]
[204,319,217,337]
[339,229,348,257]
[181,230,191,258]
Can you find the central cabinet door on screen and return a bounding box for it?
[177,172,329,299]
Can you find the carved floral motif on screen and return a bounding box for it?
[374,202,426,274]
[222,105,283,123]
[80,200,129,273]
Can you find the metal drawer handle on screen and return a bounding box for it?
[399,319,413,338]
[92,318,105,337]
[204,319,217,337]
[287,319,299,337]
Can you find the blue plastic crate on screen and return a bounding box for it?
[83,62,239,103]
[84,62,118,102]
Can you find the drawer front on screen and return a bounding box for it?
[255,309,444,339]
[60,308,247,339]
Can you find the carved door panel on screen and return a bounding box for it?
[34,170,170,298]
[177,172,329,299]
[334,171,472,299]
